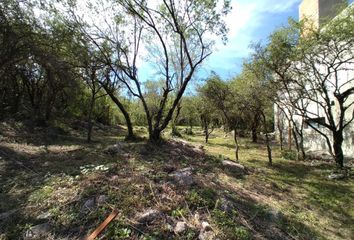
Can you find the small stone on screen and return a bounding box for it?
[169,167,194,186]
[174,221,187,234]
[219,197,234,213]
[222,160,246,175]
[328,173,345,180]
[82,198,95,211]
[24,223,50,240]
[198,230,216,240]
[36,211,52,220]
[0,209,17,220]
[136,209,161,224]
[103,143,124,155]
[267,209,282,222]
[96,195,108,205]
[110,175,119,181]
[166,223,174,232]
[201,222,212,231]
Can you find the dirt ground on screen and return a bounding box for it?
[0,121,353,240]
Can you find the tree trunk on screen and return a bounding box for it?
[261,112,272,165]
[172,103,182,136]
[87,94,95,143]
[205,123,209,143]
[333,130,344,169]
[292,128,300,161]
[288,120,292,150]
[251,114,259,143]
[102,86,134,140]
[149,129,162,143]
[251,128,258,143]
[265,132,272,166]
[279,129,283,151]
[233,128,239,162]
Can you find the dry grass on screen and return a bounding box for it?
[0,122,353,240]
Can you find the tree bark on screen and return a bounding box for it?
[292,128,300,160]
[149,129,162,143]
[87,94,95,143]
[233,127,239,162]
[204,123,209,143]
[172,103,182,136]
[102,85,135,140]
[333,130,344,169]
[265,132,272,166]
[251,128,258,143]
[251,114,259,143]
[288,120,292,150]
[261,112,272,165]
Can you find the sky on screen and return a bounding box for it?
[199,0,302,80]
[67,0,354,83]
[200,0,354,80]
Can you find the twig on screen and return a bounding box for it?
[85,209,119,240]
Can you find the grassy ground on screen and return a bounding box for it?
[181,127,354,240]
[0,121,353,240]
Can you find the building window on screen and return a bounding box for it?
[304,117,326,129]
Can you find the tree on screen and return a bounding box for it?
[69,0,231,142]
[0,0,81,122]
[251,25,307,160]
[201,74,245,161]
[234,63,275,165]
[260,9,354,168]
[195,94,221,143]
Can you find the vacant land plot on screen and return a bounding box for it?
[0,123,353,240]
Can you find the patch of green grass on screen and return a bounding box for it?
[105,221,132,240]
[281,149,297,160]
[186,188,217,210]
[211,209,250,240]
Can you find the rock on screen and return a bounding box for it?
[24,223,51,240]
[136,209,161,224]
[328,173,346,180]
[166,223,174,232]
[266,209,282,222]
[110,175,119,181]
[82,198,95,211]
[169,167,194,186]
[201,222,212,232]
[0,209,17,220]
[103,143,124,155]
[307,150,333,161]
[96,195,108,205]
[219,197,234,213]
[36,211,52,220]
[198,229,216,240]
[174,221,187,234]
[222,160,246,175]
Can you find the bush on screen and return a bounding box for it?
[281,150,297,160]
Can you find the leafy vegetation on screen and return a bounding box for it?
[1,0,354,239]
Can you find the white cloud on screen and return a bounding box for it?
[204,0,301,78]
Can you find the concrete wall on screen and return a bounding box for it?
[299,0,347,29]
[274,1,354,159]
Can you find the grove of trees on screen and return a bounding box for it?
[1,0,353,169]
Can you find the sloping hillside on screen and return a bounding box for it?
[0,122,353,240]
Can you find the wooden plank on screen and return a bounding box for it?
[86,209,119,240]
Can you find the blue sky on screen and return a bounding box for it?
[200,0,302,80]
[200,0,354,80]
[137,0,354,84]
